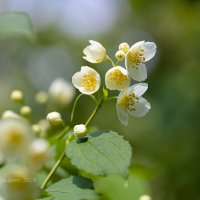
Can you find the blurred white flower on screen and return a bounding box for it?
[83,40,106,63]
[73,124,87,137]
[125,41,156,81]
[1,166,38,200]
[116,83,150,125]
[35,91,48,104]
[0,119,32,160]
[105,66,130,91]
[47,112,63,126]
[72,66,101,95]
[139,194,152,200]
[1,110,20,120]
[49,78,75,105]
[28,139,49,172]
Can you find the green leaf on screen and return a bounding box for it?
[94,174,150,200]
[66,130,132,177]
[43,176,99,200]
[0,12,34,41]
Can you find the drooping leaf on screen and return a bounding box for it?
[66,130,132,178]
[0,12,34,41]
[43,176,99,200]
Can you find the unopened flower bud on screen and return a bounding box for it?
[47,112,63,126]
[119,42,129,54]
[10,90,24,103]
[2,110,20,119]
[73,124,86,137]
[139,195,152,200]
[115,50,126,61]
[20,106,32,116]
[35,91,48,104]
[31,124,41,135]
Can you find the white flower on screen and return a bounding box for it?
[28,139,49,172]
[20,106,32,116]
[1,166,38,200]
[125,41,156,81]
[83,40,106,63]
[1,110,20,119]
[73,124,87,137]
[139,194,152,200]
[72,66,101,95]
[35,91,48,104]
[0,119,32,160]
[47,112,63,126]
[49,78,75,105]
[116,83,150,125]
[105,66,130,91]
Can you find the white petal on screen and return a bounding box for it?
[129,41,145,51]
[128,83,148,97]
[105,66,130,91]
[89,40,102,46]
[72,71,83,88]
[116,104,129,126]
[127,63,147,82]
[142,42,156,62]
[128,97,150,117]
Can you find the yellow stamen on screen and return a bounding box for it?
[82,73,97,92]
[109,69,128,86]
[128,48,144,66]
[119,93,138,111]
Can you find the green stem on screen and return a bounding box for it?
[70,93,83,122]
[85,97,104,127]
[106,55,115,67]
[41,151,66,190]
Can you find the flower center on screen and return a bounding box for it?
[119,93,138,111]
[6,129,24,146]
[128,48,144,65]
[82,74,97,92]
[109,69,128,86]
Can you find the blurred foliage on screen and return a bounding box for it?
[0,0,200,199]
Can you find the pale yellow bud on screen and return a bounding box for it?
[115,50,126,61]
[35,91,48,104]
[10,90,24,103]
[20,106,31,116]
[139,195,152,200]
[119,42,129,54]
[73,124,87,137]
[47,112,63,126]
[31,124,41,135]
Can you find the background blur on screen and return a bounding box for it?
[0,0,200,200]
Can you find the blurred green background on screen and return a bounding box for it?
[0,0,200,199]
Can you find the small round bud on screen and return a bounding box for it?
[35,91,48,104]
[73,124,86,137]
[119,42,129,54]
[20,106,32,116]
[2,110,20,119]
[10,90,24,103]
[139,195,152,200]
[115,50,126,61]
[47,112,63,126]
[31,124,41,135]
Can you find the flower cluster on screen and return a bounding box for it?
[72,40,156,125]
